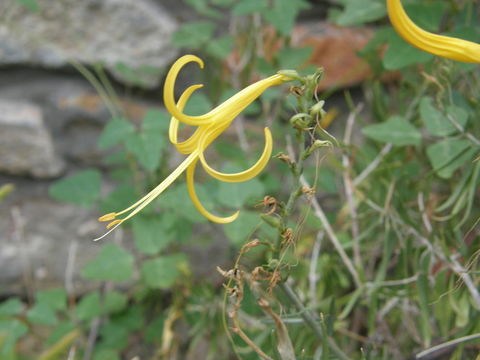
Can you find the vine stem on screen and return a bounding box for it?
[280,282,351,360]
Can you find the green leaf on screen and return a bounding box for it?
[112,307,144,331]
[46,321,75,346]
[211,0,235,6]
[124,110,169,171]
[104,291,128,314]
[98,117,135,149]
[98,323,130,350]
[383,31,433,70]
[15,0,39,12]
[27,303,57,326]
[420,97,468,137]
[0,320,28,356]
[426,139,474,179]
[36,289,67,312]
[125,131,166,171]
[93,348,120,360]
[217,164,265,207]
[232,0,268,15]
[185,0,222,18]
[113,62,145,87]
[262,0,310,36]
[206,35,235,59]
[417,252,432,347]
[404,2,447,32]
[145,315,165,343]
[362,116,421,146]
[142,109,170,134]
[100,183,139,215]
[49,169,101,207]
[141,254,188,289]
[132,215,175,255]
[161,183,213,223]
[335,0,385,26]
[223,211,260,246]
[81,243,134,282]
[171,22,216,48]
[0,298,23,317]
[75,292,101,321]
[277,46,313,69]
[183,92,212,116]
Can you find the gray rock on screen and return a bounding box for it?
[0,99,65,178]
[0,192,130,296]
[0,0,179,87]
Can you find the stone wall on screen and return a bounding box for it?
[0,0,180,296]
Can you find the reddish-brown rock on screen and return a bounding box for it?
[292,22,374,91]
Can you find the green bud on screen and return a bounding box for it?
[310,100,325,116]
[277,69,302,82]
[260,213,282,229]
[290,113,311,128]
[302,140,332,160]
[313,68,324,84]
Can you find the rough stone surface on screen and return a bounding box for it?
[0,99,64,178]
[292,22,374,90]
[0,0,179,87]
[0,69,153,166]
[0,179,126,295]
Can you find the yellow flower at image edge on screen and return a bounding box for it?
[387,0,480,63]
[95,55,292,240]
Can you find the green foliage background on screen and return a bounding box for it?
[1,0,480,359]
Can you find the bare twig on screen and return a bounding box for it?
[415,333,480,359]
[367,274,418,287]
[353,143,392,186]
[64,240,78,298]
[82,318,101,360]
[300,174,361,288]
[418,192,433,234]
[308,231,323,307]
[67,346,76,360]
[342,104,364,269]
[231,318,274,360]
[446,113,480,146]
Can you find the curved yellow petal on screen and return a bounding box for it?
[186,158,239,223]
[163,55,217,126]
[387,0,480,63]
[169,84,204,154]
[198,127,273,183]
[209,74,289,124]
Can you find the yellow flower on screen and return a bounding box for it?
[387,0,480,63]
[96,55,292,239]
